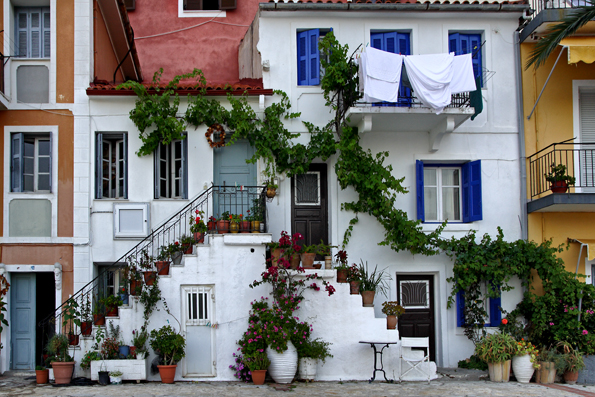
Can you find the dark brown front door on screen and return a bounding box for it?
[397,274,435,362]
[291,163,328,256]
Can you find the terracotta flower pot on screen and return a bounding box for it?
[349,281,360,295]
[156,261,170,276]
[207,221,216,233]
[52,361,75,385]
[271,248,282,267]
[361,290,375,307]
[193,232,205,244]
[143,271,157,286]
[130,279,142,296]
[301,253,316,269]
[564,369,579,384]
[130,346,137,358]
[81,321,93,336]
[290,254,300,269]
[336,268,348,283]
[240,221,250,233]
[106,305,118,317]
[93,313,105,326]
[251,369,267,385]
[551,180,569,193]
[387,315,398,330]
[217,220,229,234]
[68,334,79,346]
[266,187,277,198]
[157,364,177,384]
[35,369,49,384]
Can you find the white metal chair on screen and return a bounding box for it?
[399,337,431,384]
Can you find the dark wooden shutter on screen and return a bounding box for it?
[219,0,236,10]
[11,133,24,192]
[462,160,482,222]
[416,160,424,222]
[184,0,203,10]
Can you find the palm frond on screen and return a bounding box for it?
[526,1,595,69]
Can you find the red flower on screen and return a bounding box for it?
[174,241,179,245]
[502,319,508,325]
[196,217,200,223]
[229,215,233,220]
[239,214,243,218]
[195,209,199,214]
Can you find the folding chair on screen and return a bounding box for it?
[399,337,431,384]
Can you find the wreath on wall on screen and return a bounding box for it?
[205,124,226,148]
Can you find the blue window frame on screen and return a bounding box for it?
[456,285,501,327]
[370,31,411,107]
[297,29,331,86]
[449,33,482,86]
[416,160,482,223]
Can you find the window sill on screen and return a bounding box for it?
[422,223,477,233]
[178,9,226,18]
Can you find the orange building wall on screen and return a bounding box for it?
[56,0,75,103]
[0,110,74,237]
[93,0,124,83]
[1,244,73,302]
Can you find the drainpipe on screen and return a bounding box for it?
[514,31,528,241]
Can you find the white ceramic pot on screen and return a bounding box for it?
[109,375,122,384]
[512,354,534,383]
[298,357,317,381]
[266,341,298,384]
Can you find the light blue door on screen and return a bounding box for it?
[213,141,256,217]
[11,274,36,370]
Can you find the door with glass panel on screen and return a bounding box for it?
[396,275,435,361]
[182,286,215,377]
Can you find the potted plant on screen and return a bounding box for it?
[101,295,123,317]
[150,324,186,383]
[79,350,101,371]
[474,332,517,382]
[132,327,149,359]
[545,163,576,193]
[229,213,242,233]
[35,365,49,384]
[357,261,390,307]
[249,200,263,233]
[138,250,157,286]
[268,231,302,269]
[168,241,184,266]
[62,298,81,346]
[535,346,557,384]
[334,250,349,283]
[297,338,333,381]
[127,262,143,296]
[240,212,251,233]
[317,241,335,269]
[119,285,129,306]
[381,301,405,330]
[512,339,539,383]
[556,341,585,384]
[245,351,271,385]
[346,263,362,295]
[109,370,123,384]
[46,333,75,384]
[217,211,230,234]
[207,215,217,234]
[92,296,106,325]
[156,245,172,275]
[189,210,207,243]
[300,244,318,269]
[80,296,93,336]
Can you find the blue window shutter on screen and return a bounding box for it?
[96,133,103,199]
[42,8,50,58]
[456,289,465,327]
[469,34,482,83]
[448,33,459,54]
[11,133,24,192]
[397,33,411,106]
[123,133,128,199]
[460,34,470,55]
[307,29,320,85]
[371,32,383,50]
[416,160,424,222]
[154,145,161,199]
[182,135,188,199]
[462,160,482,222]
[397,32,410,55]
[297,31,308,86]
[489,285,502,327]
[384,31,397,53]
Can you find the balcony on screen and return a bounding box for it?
[346,92,475,151]
[527,141,595,213]
[520,0,590,42]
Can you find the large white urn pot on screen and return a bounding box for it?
[266,341,298,384]
[512,354,534,383]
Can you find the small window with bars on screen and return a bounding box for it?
[294,171,320,206]
[184,286,212,326]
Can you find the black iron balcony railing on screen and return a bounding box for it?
[354,92,471,109]
[532,0,588,17]
[528,141,595,198]
[36,185,267,364]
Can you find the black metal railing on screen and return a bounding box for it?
[37,185,267,361]
[354,92,471,109]
[528,141,595,198]
[532,0,588,17]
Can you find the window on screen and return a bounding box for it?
[370,31,411,106]
[113,203,150,238]
[96,264,127,299]
[297,29,331,86]
[154,138,188,199]
[416,160,482,222]
[183,0,235,10]
[184,286,212,325]
[95,133,128,199]
[11,132,51,192]
[456,284,501,327]
[449,33,482,85]
[15,7,51,58]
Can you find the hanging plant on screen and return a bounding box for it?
[205,123,226,148]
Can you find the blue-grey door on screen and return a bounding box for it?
[11,273,36,370]
[213,140,256,218]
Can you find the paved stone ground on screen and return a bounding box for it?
[2,371,595,397]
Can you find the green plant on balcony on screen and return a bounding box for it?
[545,164,576,186]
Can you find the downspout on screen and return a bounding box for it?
[514,31,528,241]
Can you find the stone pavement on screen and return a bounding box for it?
[2,370,595,397]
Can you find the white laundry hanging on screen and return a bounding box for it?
[450,54,477,94]
[403,53,454,114]
[359,50,403,103]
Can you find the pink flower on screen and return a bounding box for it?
[549,322,554,326]
[583,330,589,335]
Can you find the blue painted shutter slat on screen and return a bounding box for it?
[470,34,482,83]
[397,33,411,106]
[297,31,308,86]
[95,133,102,199]
[182,135,188,199]
[371,32,383,50]
[16,11,28,57]
[42,9,50,58]
[416,160,425,221]
[489,284,502,327]
[448,32,459,54]
[154,145,160,199]
[308,29,320,85]
[456,289,465,327]
[385,31,397,54]
[11,133,24,192]
[462,160,482,222]
[29,9,42,58]
[123,133,128,199]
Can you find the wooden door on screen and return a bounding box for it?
[396,274,435,362]
[11,273,36,369]
[291,164,328,256]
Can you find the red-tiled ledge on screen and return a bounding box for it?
[87,80,274,96]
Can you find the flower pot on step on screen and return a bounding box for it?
[271,248,282,267]
[217,220,229,234]
[52,361,75,385]
[194,232,205,244]
[171,251,183,266]
[207,221,216,234]
[361,291,375,307]
[157,364,178,383]
[119,345,130,359]
[35,369,49,384]
[290,254,300,269]
[156,261,170,276]
[301,253,316,269]
[130,279,142,296]
[488,360,511,382]
[81,321,93,336]
[536,361,556,384]
[143,271,157,286]
[68,334,79,346]
[106,305,118,317]
[349,281,360,295]
[120,292,129,305]
[230,222,239,233]
[298,357,318,381]
[240,221,250,233]
[251,220,261,233]
[325,256,332,269]
[251,369,267,385]
[512,354,534,383]
[564,370,579,384]
[93,313,105,326]
[336,268,348,283]
[387,315,397,330]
